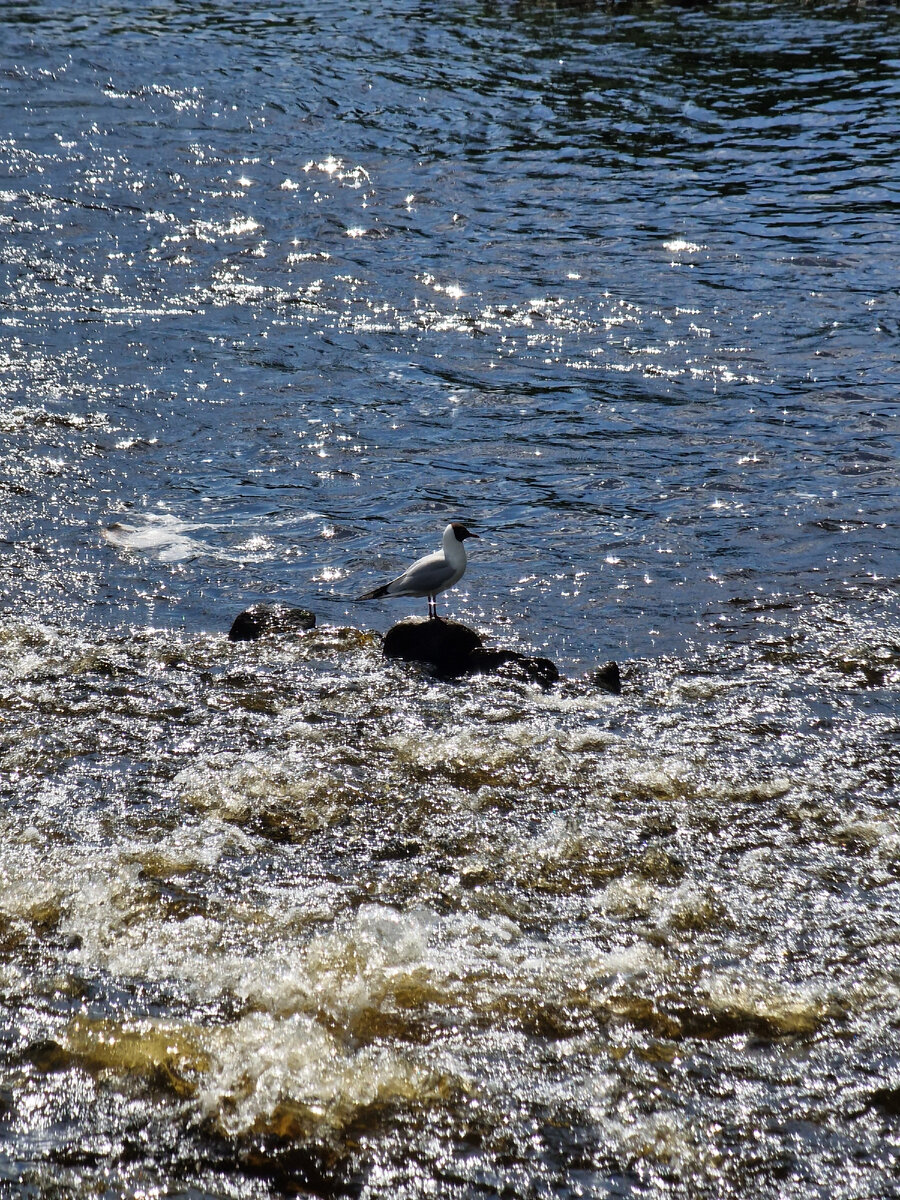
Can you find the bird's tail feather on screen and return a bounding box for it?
[357,584,389,601]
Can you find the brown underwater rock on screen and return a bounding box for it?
[228,603,316,642]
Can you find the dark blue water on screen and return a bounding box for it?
[1,4,899,1199]
[3,0,897,664]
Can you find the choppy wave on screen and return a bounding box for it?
[1,607,897,1195]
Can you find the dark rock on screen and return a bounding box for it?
[25,1039,70,1073]
[468,649,560,688]
[859,665,886,688]
[383,618,482,675]
[382,618,559,686]
[863,1086,900,1116]
[229,603,316,642]
[591,661,622,694]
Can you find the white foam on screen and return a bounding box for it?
[103,515,216,562]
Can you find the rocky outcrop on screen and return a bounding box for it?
[228,603,316,642]
[382,618,560,686]
[226,608,619,694]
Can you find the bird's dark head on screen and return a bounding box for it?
[450,523,479,542]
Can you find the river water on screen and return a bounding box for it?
[1,2,899,1197]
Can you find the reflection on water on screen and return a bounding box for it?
[1,1,899,1197]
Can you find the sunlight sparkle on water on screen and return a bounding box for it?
[663,238,705,253]
[2,6,899,1197]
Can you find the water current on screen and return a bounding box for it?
[1,2,899,1197]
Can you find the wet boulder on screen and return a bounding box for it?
[383,618,482,675]
[590,661,622,695]
[468,648,560,688]
[228,603,316,642]
[382,618,560,686]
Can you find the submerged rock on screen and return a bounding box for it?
[382,618,560,686]
[228,603,316,642]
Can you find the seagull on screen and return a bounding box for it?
[357,522,479,620]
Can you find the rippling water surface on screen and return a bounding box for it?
[1,2,899,1197]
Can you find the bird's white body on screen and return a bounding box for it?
[358,522,478,619]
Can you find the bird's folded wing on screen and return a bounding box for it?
[385,552,452,596]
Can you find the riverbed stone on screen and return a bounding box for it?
[591,661,622,695]
[468,648,560,687]
[382,618,560,685]
[383,618,482,674]
[228,603,316,642]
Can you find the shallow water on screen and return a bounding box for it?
[1,2,899,1197]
